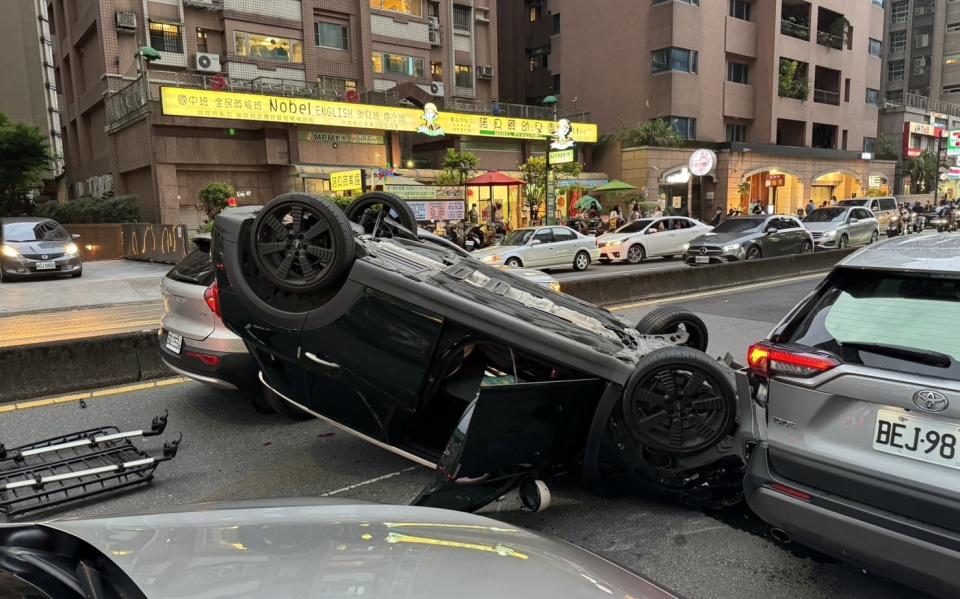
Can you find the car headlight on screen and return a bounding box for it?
[65,242,78,255]
[821,230,837,239]
[481,255,502,264]
[682,243,690,251]
[1,245,18,258]
[548,281,561,292]
[722,244,741,254]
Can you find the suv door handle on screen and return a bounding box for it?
[305,352,340,370]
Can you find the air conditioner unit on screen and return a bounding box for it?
[428,81,445,97]
[428,16,441,46]
[195,52,221,73]
[475,11,490,23]
[477,65,494,78]
[115,12,137,31]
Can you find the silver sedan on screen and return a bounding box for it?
[472,226,601,271]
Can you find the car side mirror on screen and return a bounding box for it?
[849,217,859,224]
[645,229,657,235]
[765,227,778,235]
[71,234,81,240]
[529,239,542,246]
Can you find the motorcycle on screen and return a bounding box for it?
[938,208,958,233]
[887,212,906,238]
[911,212,926,234]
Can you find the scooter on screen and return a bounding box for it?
[911,212,926,234]
[938,208,958,233]
[887,213,905,238]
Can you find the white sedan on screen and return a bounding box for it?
[596,217,712,264]
[473,226,601,271]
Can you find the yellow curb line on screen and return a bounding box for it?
[0,377,189,413]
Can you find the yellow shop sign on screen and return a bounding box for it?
[330,169,364,192]
[160,87,597,143]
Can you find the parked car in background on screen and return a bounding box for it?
[684,215,813,265]
[0,217,82,281]
[803,206,879,249]
[0,499,682,599]
[837,196,898,230]
[473,226,601,271]
[742,234,960,598]
[596,216,712,264]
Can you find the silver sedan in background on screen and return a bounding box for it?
[473,226,601,271]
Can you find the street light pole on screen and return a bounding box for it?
[934,133,945,206]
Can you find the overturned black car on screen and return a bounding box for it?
[214,192,746,512]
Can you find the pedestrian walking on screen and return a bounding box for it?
[711,207,723,226]
[830,195,838,206]
[468,203,479,224]
[654,206,663,217]
[805,199,815,216]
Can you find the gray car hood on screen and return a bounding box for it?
[690,230,759,245]
[42,499,676,599]
[802,221,844,232]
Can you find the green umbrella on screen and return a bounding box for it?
[591,180,638,193]
[575,195,601,211]
[139,47,162,62]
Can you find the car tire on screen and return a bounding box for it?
[344,191,418,238]
[250,193,355,294]
[615,346,737,457]
[626,244,645,264]
[634,306,709,352]
[838,234,848,249]
[0,265,7,283]
[745,246,761,260]
[262,386,314,420]
[870,230,879,244]
[573,251,591,271]
[801,241,813,254]
[505,257,523,268]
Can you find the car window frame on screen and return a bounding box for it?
[551,226,577,242]
[532,228,555,245]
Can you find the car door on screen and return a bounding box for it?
[670,218,704,253]
[641,218,671,257]
[550,226,579,266]
[525,227,555,267]
[853,208,875,243]
[785,217,809,252]
[761,217,789,256]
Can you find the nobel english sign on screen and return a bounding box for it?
[160,87,598,143]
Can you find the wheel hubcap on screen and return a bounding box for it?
[628,247,642,262]
[577,255,588,268]
[254,202,335,289]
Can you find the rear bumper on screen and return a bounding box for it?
[158,329,256,391]
[745,444,960,597]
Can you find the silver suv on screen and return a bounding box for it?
[741,234,960,598]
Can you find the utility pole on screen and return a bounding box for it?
[934,133,945,206]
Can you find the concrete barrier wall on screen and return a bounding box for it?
[64,224,125,261]
[561,249,858,306]
[123,223,189,264]
[0,331,170,404]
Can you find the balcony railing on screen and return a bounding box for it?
[816,30,844,50]
[884,90,960,118]
[813,89,841,106]
[781,19,810,40]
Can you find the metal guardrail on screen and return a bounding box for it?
[781,20,810,40]
[104,76,149,128]
[883,91,960,118]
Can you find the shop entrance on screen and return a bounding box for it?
[811,170,862,207]
[741,169,804,215]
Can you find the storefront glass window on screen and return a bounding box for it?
[370,0,422,17]
[235,32,303,63]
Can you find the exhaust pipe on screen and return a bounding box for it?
[770,527,792,545]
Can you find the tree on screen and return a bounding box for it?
[874,134,899,160]
[440,148,479,185]
[737,180,751,201]
[904,149,946,193]
[519,156,582,217]
[197,182,235,228]
[0,113,52,216]
[617,119,683,147]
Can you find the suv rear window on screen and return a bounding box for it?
[166,248,215,286]
[783,268,960,378]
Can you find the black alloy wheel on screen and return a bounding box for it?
[250,193,355,294]
[635,306,709,352]
[344,192,418,239]
[619,348,736,456]
[745,246,761,260]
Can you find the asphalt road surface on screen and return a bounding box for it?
[553,256,685,281]
[0,277,927,599]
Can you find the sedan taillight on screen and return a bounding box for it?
[747,342,839,379]
[204,281,221,317]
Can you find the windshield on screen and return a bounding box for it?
[784,268,960,377]
[837,199,867,207]
[712,218,765,234]
[614,220,653,234]
[804,208,848,223]
[500,229,535,246]
[2,221,69,242]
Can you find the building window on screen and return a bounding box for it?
[868,38,881,57]
[453,5,471,31]
[651,47,698,74]
[529,0,542,21]
[315,22,348,50]
[528,46,549,71]
[317,77,357,95]
[552,13,560,33]
[946,54,960,65]
[372,52,425,77]
[196,28,208,53]
[667,116,696,140]
[727,61,749,84]
[149,22,183,54]
[863,137,876,154]
[455,64,472,88]
[948,22,960,33]
[888,59,905,81]
[913,56,927,74]
[369,0,422,17]
[430,61,443,81]
[916,33,930,48]
[889,30,906,53]
[872,0,883,6]
[552,73,560,93]
[944,84,960,95]
[891,2,908,23]
[235,32,303,62]
[726,123,746,142]
[729,0,750,21]
[865,88,880,106]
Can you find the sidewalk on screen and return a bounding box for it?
[0,301,163,348]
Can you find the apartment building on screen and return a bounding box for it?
[498,0,895,217]
[49,0,521,223]
[0,0,64,181]
[881,0,960,104]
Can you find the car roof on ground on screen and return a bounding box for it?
[840,234,960,274]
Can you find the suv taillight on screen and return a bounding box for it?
[747,342,839,379]
[204,281,221,317]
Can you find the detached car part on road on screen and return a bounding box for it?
[214,192,740,513]
[0,499,681,599]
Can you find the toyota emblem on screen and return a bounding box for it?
[913,390,948,413]
[699,247,708,255]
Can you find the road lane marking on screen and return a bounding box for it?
[0,377,189,413]
[321,466,420,497]
[559,264,681,282]
[608,272,826,312]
